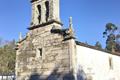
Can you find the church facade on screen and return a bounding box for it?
[15,0,120,80]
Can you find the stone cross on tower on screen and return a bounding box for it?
[30,0,61,29]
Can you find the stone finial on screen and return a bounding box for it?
[19,32,22,41]
[69,17,74,37]
[69,17,73,27]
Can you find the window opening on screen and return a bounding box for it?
[39,48,42,57]
[37,5,41,23]
[109,57,113,69]
[45,1,49,22]
[36,48,42,58]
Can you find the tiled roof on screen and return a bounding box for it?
[76,41,120,56]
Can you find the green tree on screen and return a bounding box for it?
[0,39,16,73]
[103,23,120,52]
[95,41,102,49]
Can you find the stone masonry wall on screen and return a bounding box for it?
[16,23,71,80]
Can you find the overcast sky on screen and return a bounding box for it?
[0,0,120,47]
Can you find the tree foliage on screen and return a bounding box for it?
[95,41,102,49]
[103,23,120,53]
[0,39,16,73]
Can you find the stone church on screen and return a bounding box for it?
[15,0,120,80]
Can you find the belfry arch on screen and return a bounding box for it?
[45,1,49,22]
[37,5,41,24]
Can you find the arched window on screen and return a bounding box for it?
[45,1,49,22]
[37,5,41,23]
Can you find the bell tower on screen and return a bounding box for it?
[16,0,74,79]
[29,0,61,29]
